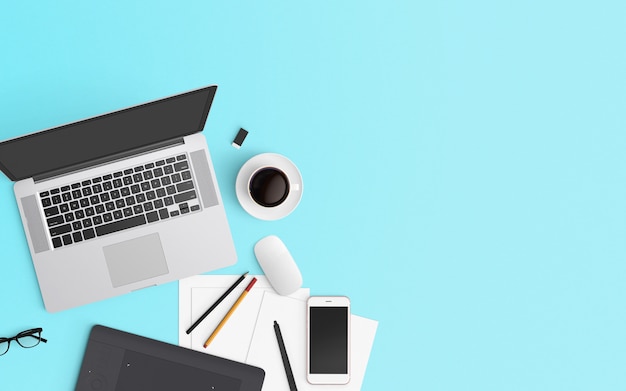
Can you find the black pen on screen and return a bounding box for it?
[274,321,298,391]
[186,272,249,334]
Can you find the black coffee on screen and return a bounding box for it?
[249,168,290,207]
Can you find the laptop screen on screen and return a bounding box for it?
[0,86,216,181]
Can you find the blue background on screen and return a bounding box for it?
[1,1,625,389]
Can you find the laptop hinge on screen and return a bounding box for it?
[33,137,185,183]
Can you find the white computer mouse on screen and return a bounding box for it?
[254,235,302,296]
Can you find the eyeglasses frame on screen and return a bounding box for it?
[0,328,48,356]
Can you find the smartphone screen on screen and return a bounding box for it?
[309,306,349,374]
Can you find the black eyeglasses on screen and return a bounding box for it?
[0,328,47,356]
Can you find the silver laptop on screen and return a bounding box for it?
[0,85,237,312]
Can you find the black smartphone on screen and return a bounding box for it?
[306,296,351,385]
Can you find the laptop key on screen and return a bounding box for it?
[41,198,52,207]
[40,191,50,197]
[47,215,64,227]
[83,228,96,240]
[174,161,189,172]
[96,215,146,237]
[52,237,63,248]
[174,190,197,204]
[146,211,159,223]
[62,234,73,246]
[176,180,194,193]
[73,231,83,243]
[50,224,72,237]
[158,208,169,219]
[44,206,60,217]
[52,195,62,204]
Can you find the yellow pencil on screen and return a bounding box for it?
[203,277,258,348]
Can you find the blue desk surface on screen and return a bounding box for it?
[2,1,626,389]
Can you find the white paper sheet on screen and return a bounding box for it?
[246,291,378,391]
[179,275,378,390]
[179,275,309,361]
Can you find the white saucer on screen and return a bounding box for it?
[236,153,303,220]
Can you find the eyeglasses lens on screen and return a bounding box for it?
[0,339,9,356]
[16,329,42,348]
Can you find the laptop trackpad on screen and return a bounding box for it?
[103,233,169,288]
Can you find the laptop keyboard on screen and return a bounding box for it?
[39,154,201,249]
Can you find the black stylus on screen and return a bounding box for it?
[274,321,298,391]
[186,272,249,334]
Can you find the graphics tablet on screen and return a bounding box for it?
[75,325,264,391]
